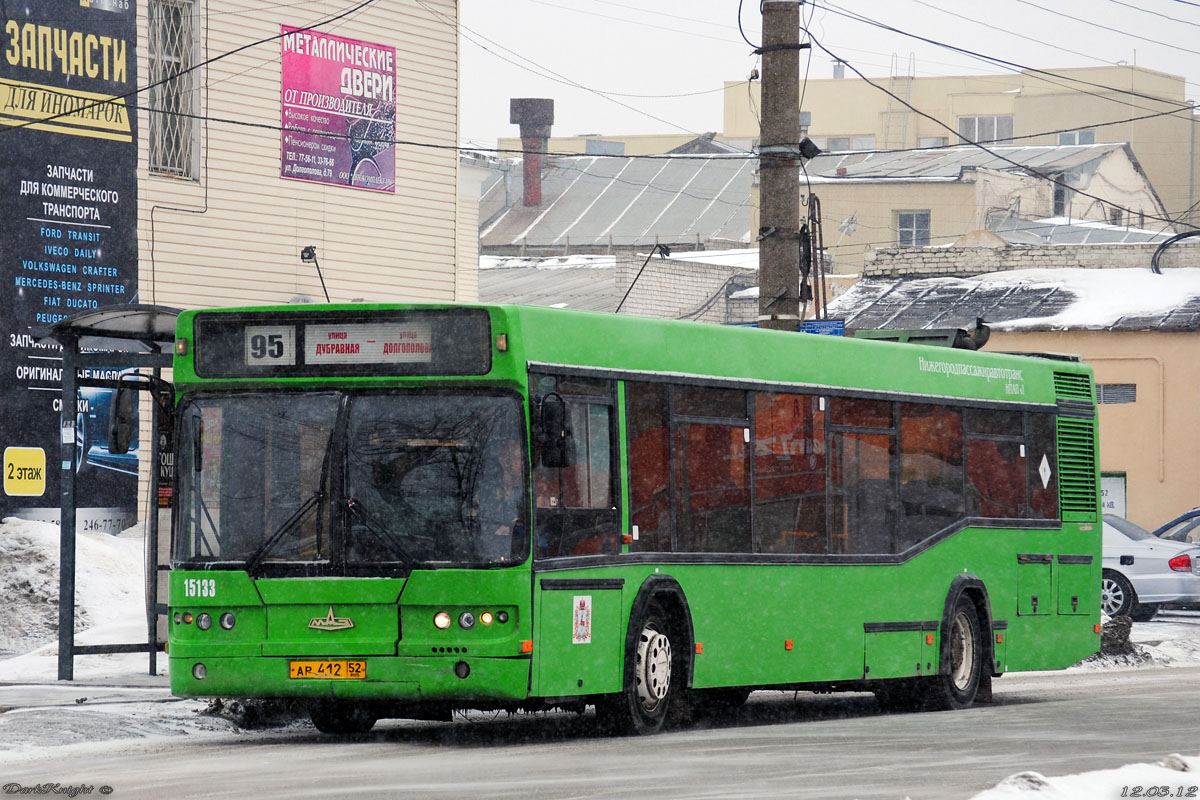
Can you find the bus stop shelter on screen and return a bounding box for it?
[31,304,179,681]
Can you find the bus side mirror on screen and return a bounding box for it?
[108,386,136,455]
[537,393,574,469]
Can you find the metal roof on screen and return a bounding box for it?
[478,257,619,312]
[827,268,1200,333]
[989,215,1172,246]
[806,143,1127,181]
[480,154,754,250]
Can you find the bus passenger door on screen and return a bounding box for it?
[529,373,624,697]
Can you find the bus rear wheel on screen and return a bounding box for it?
[596,601,685,735]
[310,701,377,735]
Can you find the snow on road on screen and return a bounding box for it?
[1,517,1198,798]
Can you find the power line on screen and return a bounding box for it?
[817,1,1195,113]
[0,0,382,136]
[422,0,754,152]
[1104,0,1200,30]
[1009,0,1200,58]
[801,31,1188,230]
[906,0,1119,67]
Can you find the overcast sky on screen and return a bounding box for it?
[458,0,1200,148]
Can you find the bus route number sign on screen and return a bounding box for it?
[244,325,297,367]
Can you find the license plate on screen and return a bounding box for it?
[288,660,366,680]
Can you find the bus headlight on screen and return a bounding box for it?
[192,663,207,680]
[434,612,452,630]
[459,612,476,630]
[219,612,236,630]
[480,611,494,626]
[196,613,212,631]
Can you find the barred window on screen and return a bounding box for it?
[148,0,200,179]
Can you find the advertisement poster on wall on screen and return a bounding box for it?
[280,25,396,192]
[0,0,140,532]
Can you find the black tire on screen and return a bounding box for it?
[925,596,983,711]
[310,702,377,735]
[1130,602,1159,622]
[1101,569,1137,618]
[595,600,686,735]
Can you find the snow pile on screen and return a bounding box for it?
[0,517,147,678]
[972,753,1200,799]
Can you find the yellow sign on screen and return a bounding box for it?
[288,660,366,680]
[0,78,132,142]
[4,447,47,497]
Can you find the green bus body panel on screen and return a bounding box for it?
[168,304,1100,708]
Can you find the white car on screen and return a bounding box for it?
[1102,514,1200,621]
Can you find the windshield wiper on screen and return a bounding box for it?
[243,490,324,574]
[345,498,415,563]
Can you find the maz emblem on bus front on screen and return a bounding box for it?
[309,607,355,631]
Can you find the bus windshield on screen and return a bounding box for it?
[173,391,527,572]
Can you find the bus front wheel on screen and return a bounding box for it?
[596,601,685,735]
[928,596,983,710]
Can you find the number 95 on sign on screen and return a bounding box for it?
[244,325,296,366]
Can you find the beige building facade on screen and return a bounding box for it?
[725,65,1200,230]
[140,0,473,312]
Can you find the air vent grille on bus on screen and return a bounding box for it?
[1057,417,1098,522]
[1053,372,1093,401]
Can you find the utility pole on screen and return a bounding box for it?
[758,0,804,332]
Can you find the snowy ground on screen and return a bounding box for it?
[1,516,1198,798]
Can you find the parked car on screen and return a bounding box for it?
[1152,507,1200,545]
[1102,514,1200,621]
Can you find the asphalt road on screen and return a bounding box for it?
[2,659,1198,800]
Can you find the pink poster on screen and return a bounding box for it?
[280,25,396,192]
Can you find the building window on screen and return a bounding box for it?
[958,115,1014,145]
[918,136,949,148]
[148,0,201,179]
[897,211,931,247]
[1058,130,1095,146]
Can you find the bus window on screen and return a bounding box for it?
[533,377,618,558]
[675,421,751,553]
[830,430,895,554]
[965,408,1026,519]
[898,403,964,550]
[1027,412,1059,520]
[626,382,673,553]
[753,392,827,554]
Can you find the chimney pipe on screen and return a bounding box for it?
[510,98,554,206]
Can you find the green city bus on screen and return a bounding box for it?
[166,303,1101,734]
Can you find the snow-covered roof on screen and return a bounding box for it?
[828,267,1200,332]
